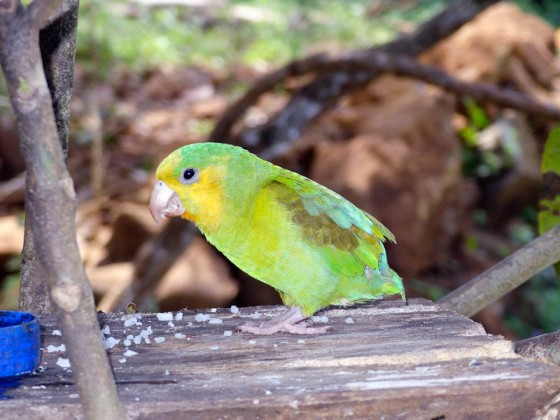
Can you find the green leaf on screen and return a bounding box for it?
[538,127,560,277]
[541,127,560,174]
[463,97,489,130]
[539,195,560,234]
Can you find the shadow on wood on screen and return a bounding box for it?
[2,299,560,418]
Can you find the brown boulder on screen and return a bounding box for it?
[423,3,557,98]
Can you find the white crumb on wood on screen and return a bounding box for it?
[311,316,329,323]
[124,317,138,327]
[46,344,66,353]
[174,333,186,339]
[175,312,183,321]
[56,358,71,369]
[195,313,211,322]
[154,337,165,344]
[101,325,110,335]
[103,337,120,350]
[156,312,174,321]
[52,330,61,336]
[223,330,233,337]
[208,318,223,324]
[345,317,355,324]
[123,350,138,357]
[230,305,239,314]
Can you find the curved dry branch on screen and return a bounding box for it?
[220,51,560,160]
[439,225,560,317]
[0,1,126,418]
[209,0,501,152]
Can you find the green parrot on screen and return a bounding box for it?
[149,142,405,334]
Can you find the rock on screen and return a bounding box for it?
[423,3,557,98]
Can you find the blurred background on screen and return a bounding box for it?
[1,0,559,339]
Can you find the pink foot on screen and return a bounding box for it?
[237,306,331,335]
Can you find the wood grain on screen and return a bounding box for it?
[2,299,560,419]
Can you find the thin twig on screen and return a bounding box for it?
[438,225,560,317]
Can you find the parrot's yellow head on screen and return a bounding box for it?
[149,142,269,233]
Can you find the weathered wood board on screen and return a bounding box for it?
[1,299,559,419]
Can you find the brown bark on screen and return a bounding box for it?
[20,0,79,314]
[0,1,126,418]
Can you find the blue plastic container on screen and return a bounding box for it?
[0,311,41,378]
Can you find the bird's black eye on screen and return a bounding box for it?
[183,168,195,180]
[179,168,198,184]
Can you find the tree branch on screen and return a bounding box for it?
[0,1,126,418]
[218,51,560,160]
[20,0,80,314]
[209,0,500,153]
[438,225,560,317]
[28,0,64,29]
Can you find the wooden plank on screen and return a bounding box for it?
[1,299,559,419]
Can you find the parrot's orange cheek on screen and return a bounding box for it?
[181,210,197,223]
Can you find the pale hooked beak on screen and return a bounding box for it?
[149,180,185,224]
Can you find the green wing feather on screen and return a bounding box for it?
[273,170,395,243]
[268,169,404,308]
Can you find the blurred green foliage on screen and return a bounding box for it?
[504,267,560,337]
[459,106,560,338]
[538,126,560,278]
[538,127,560,235]
[76,0,446,78]
[515,0,560,26]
